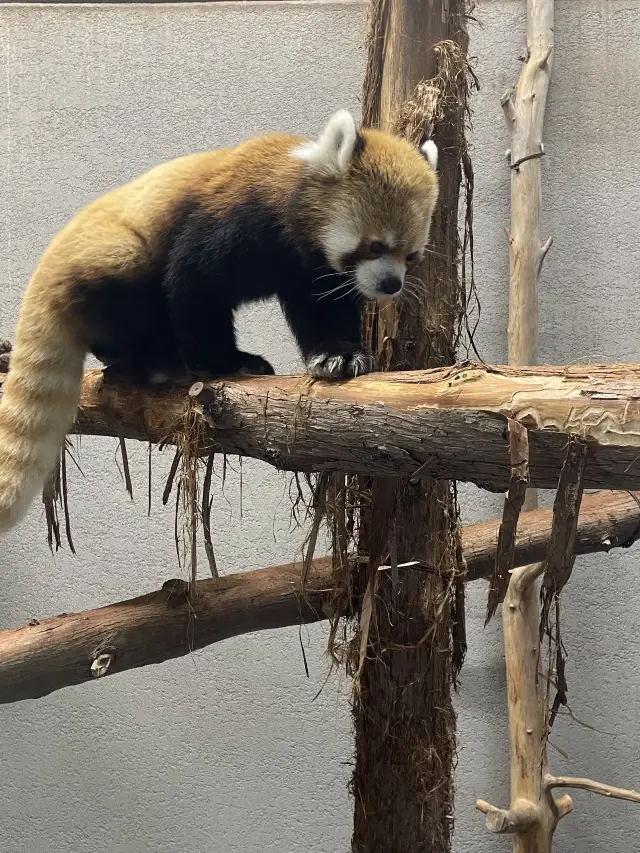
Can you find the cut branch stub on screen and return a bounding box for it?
[476,799,538,835]
[487,419,530,622]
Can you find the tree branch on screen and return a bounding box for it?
[545,775,640,805]
[4,362,640,492]
[1,488,639,705]
[0,560,336,705]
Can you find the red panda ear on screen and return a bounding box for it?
[292,110,361,176]
[420,139,438,172]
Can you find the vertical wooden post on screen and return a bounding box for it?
[503,3,554,849]
[478,3,560,851]
[504,0,554,512]
[350,2,471,851]
[476,1,640,834]
[505,0,554,371]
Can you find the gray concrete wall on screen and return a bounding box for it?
[0,2,639,852]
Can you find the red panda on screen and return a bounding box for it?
[0,110,439,531]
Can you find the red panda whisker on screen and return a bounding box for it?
[334,284,360,301]
[312,270,343,283]
[314,280,355,300]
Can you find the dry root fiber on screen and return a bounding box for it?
[314,3,477,851]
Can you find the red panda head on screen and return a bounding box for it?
[291,110,439,300]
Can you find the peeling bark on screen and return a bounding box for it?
[15,363,640,492]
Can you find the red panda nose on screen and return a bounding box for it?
[379,276,403,295]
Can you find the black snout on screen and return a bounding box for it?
[379,276,403,295]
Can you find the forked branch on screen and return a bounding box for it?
[477,439,640,851]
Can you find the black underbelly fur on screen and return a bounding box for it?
[72,196,368,385]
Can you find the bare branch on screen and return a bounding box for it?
[465,488,640,582]
[0,559,336,705]
[1,488,639,705]
[5,363,640,493]
[546,775,640,805]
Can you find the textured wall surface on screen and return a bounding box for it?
[0,2,639,852]
[457,3,640,851]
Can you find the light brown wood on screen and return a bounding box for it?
[477,547,640,836]
[545,776,640,805]
[506,563,565,850]
[504,0,554,369]
[17,362,640,491]
[1,487,638,705]
[491,1,557,848]
[481,8,640,825]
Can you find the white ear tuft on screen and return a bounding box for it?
[420,139,438,172]
[291,110,359,175]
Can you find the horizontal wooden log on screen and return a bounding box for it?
[1,488,638,704]
[0,560,336,705]
[463,488,640,581]
[4,361,640,489]
[4,361,640,490]
[58,362,640,490]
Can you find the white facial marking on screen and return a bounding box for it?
[420,139,438,172]
[355,257,406,299]
[291,110,358,176]
[410,211,436,256]
[319,221,360,270]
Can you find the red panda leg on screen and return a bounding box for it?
[279,289,376,379]
[167,304,275,379]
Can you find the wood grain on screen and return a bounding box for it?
[27,361,640,492]
[1,488,638,705]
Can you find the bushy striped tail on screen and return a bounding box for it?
[0,283,85,531]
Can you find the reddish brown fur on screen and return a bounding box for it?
[0,120,437,531]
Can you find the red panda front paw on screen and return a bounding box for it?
[307,349,376,380]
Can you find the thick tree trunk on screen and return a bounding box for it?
[351,2,470,850]
[1,487,638,705]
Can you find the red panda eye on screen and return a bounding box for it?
[369,241,386,256]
